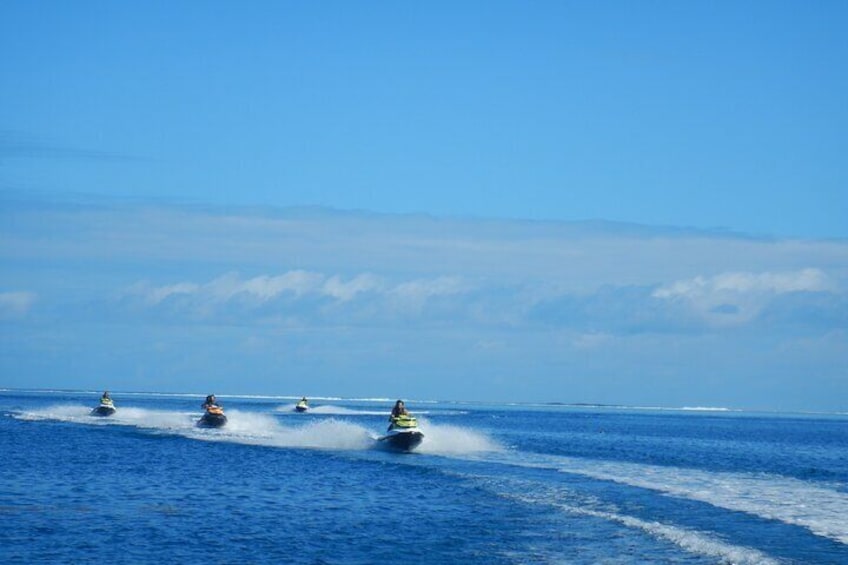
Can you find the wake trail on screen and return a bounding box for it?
[517,488,778,565]
[486,450,848,546]
[413,418,502,455]
[14,405,502,456]
[275,404,388,416]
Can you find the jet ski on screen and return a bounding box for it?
[197,405,228,428]
[295,398,309,412]
[90,402,116,417]
[378,414,424,452]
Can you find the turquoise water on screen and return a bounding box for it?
[2,390,846,563]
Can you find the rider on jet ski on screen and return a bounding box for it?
[390,399,408,419]
[202,394,222,411]
[388,400,414,430]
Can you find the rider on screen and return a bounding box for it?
[202,394,222,411]
[390,399,408,419]
[388,399,411,430]
[100,391,114,406]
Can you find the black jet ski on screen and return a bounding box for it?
[197,405,227,428]
[378,414,424,452]
[295,398,309,412]
[90,402,116,417]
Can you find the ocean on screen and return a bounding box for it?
[1,390,846,564]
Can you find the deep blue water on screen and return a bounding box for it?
[1,390,846,564]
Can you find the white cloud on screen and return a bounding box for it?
[392,276,472,300]
[157,271,329,304]
[652,268,837,326]
[204,272,246,302]
[654,268,834,299]
[119,265,845,334]
[389,276,474,313]
[5,199,848,410]
[0,291,37,317]
[147,282,199,305]
[238,271,325,301]
[323,273,384,301]
[127,272,474,315]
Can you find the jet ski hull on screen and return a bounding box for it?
[295,405,308,412]
[197,412,228,428]
[90,405,116,417]
[379,429,424,452]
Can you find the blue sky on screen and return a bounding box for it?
[1,1,846,410]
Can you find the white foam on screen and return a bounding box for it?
[521,454,848,546]
[268,419,376,450]
[112,406,196,429]
[206,410,282,437]
[599,464,844,545]
[622,514,776,564]
[14,405,504,455]
[474,477,778,565]
[414,419,502,455]
[564,500,779,564]
[15,404,201,431]
[275,404,388,416]
[193,415,375,450]
[15,404,100,423]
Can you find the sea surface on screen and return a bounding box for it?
[1,390,846,564]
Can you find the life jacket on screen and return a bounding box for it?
[390,414,417,429]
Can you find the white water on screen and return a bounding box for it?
[509,489,778,565]
[12,401,845,563]
[275,403,388,416]
[570,503,779,564]
[566,457,848,546]
[488,450,848,546]
[414,418,502,454]
[14,404,499,454]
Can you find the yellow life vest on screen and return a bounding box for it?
[391,414,417,428]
